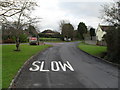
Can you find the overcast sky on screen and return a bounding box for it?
[32,0,113,32]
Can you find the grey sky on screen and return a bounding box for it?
[32,0,113,32]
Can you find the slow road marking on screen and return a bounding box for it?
[29,61,74,72]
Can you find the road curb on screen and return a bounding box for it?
[8,46,52,89]
[8,56,34,89]
[77,47,120,68]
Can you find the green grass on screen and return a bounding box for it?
[0,45,2,89]
[2,44,51,88]
[39,38,61,41]
[78,42,107,57]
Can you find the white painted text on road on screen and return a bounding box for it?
[29,61,74,72]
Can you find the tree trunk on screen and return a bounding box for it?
[80,33,84,40]
[82,35,84,40]
[91,36,92,40]
[16,37,20,51]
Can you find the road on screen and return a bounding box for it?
[13,42,119,88]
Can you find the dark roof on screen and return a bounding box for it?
[42,30,59,34]
[100,26,115,31]
[42,30,54,33]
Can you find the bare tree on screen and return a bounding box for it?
[59,20,69,31]
[0,0,22,23]
[101,0,120,26]
[0,1,21,17]
[0,0,39,51]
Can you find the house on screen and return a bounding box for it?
[41,29,60,38]
[42,29,59,35]
[96,24,114,45]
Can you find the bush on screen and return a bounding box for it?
[2,35,9,40]
[3,39,15,43]
[11,34,28,43]
[2,34,28,43]
[19,34,28,43]
[105,27,120,64]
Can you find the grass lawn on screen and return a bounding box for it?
[2,44,51,88]
[78,42,107,57]
[40,38,61,41]
[0,45,2,89]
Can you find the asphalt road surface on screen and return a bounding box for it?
[13,42,119,88]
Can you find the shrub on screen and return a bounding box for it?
[3,39,15,43]
[19,34,28,43]
[105,27,120,64]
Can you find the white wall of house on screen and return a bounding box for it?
[96,25,106,41]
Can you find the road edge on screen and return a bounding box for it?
[8,46,52,89]
[77,46,119,68]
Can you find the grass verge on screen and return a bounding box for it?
[39,38,61,41]
[2,44,51,88]
[0,45,2,90]
[78,42,107,57]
